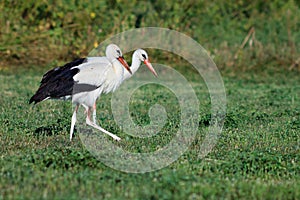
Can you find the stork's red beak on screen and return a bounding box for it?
[144,59,158,77]
[117,56,132,74]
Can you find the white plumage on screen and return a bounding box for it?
[123,49,157,81]
[30,44,131,141]
[90,49,158,126]
[30,46,158,142]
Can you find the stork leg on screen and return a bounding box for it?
[70,104,79,141]
[85,106,121,141]
[92,102,97,124]
[83,103,97,124]
[82,104,88,114]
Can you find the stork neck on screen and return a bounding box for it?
[112,59,124,76]
[131,52,142,74]
[123,52,141,80]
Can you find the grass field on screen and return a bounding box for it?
[1,1,300,199]
[0,65,299,199]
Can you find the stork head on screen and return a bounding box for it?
[135,49,158,77]
[106,44,132,74]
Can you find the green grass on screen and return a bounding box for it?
[1,1,299,199]
[0,67,299,199]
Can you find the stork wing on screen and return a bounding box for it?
[72,58,112,89]
[41,58,87,84]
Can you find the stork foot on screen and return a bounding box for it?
[86,118,121,141]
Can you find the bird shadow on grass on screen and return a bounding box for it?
[33,119,70,137]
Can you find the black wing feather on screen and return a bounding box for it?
[29,58,87,104]
[41,58,87,84]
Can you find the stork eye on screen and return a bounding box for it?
[116,50,121,56]
[142,54,146,59]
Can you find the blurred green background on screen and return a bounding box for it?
[1,0,299,71]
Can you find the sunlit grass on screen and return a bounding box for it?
[0,67,299,199]
[0,1,300,198]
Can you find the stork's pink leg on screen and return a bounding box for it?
[82,104,88,114]
[70,104,79,141]
[85,106,120,141]
[92,102,97,124]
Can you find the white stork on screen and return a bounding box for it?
[123,49,157,80]
[90,49,158,122]
[30,44,131,141]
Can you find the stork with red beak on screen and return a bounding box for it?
[90,49,158,127]
[30,44,132,141]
